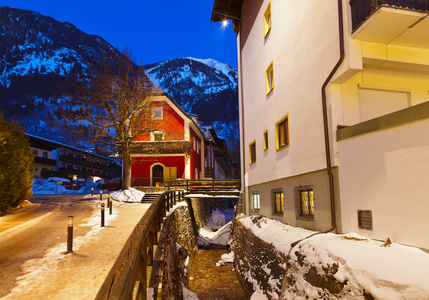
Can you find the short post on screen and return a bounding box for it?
[99,189,103,201]
[106,195,110,208]
[109,197,113,215]
[67,216,74,254]
[101,203,105,227]
[91,187,93,196]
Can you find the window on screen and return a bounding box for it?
[43,152,48,158]
[266,62,274,95]
[152,107,163,120]
[249,141,256,165]
[299,189,314,216]
[152,131,164,141]
[263,130,269,151]
[273,191,284,214]
[358,210,373,230]
[276,114,289,150]
[251,193,260,212]
[264,3,271,38]
[33,149,38,155]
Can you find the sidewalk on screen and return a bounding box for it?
[2,199,150,300]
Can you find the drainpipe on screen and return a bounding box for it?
[238,21,247,214]
[290,0,345,247]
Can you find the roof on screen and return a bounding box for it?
[211,0,243,22]
[26,133,117,162]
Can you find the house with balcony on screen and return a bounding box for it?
[27,134,121,183]
[212,0,429,249]
[130,93,222,187]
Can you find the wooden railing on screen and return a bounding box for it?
[350,0,429,31]
[95,190,185,300]
[166,179,241,192]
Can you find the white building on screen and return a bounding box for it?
[212,0,429,249]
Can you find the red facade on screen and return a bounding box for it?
[130,94,207,187]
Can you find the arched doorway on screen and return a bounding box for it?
[152,164,164,187]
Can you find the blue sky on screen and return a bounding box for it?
[1,0,238,67]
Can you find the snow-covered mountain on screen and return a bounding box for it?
[0,7,239,157]
[145,57,239,154]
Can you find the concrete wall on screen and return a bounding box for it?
[338,118,429,249]
[248,168,341,232]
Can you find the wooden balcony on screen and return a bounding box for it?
[34,156,56,166]
[350,0,429,49]
[130,141,192,155]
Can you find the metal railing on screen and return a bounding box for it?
[95,190,185,300]
[350,0,429,31]
[166,179,241,192]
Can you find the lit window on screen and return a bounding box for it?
[263,130,269,151]
[152,107,163,120]
[295,186,315,220]
[266,62,274,95]
[264,3,271,38]
[273,191,284,214]
[249,141,256,165]
[276,114,289,150]
[251,193,260,212]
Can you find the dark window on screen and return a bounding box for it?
[249,142,256,164]
[43,152,48,158]
[277,118,289,149]
[263,131,269,150]
[154,133,163,141]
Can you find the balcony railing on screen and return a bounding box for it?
[130,141,192,155]
[350,0,429,31]
[34,156,56,166]
[59,155,111,171]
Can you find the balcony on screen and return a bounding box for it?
[350,0,429,49]
[130,141,192,155]
[34,156,56,166]
[59,155,111,171]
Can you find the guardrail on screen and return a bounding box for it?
[165,179,241,191]
[95,190,185,300]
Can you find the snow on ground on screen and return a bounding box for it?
[238,216,429,300]
[197,208,234,247]
[2,199,150,300]
[32,179,99,195]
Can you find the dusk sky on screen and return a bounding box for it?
[1,0,238,67]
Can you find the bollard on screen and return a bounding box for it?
[67,216,74,254]
[99,189,103,201]
[91,187,93,196]
[109,197,113,215]
[107,195,110,208]
[101,203,105,227]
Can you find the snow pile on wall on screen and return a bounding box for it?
[234,216,429,300]
[110,188,145,203]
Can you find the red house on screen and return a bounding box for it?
[130,93,209,187]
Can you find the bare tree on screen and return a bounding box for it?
[68,51,159,189]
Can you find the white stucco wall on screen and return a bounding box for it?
[240,0,340,187]
[338,119,429,249]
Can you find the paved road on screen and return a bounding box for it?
[0,194,98,298]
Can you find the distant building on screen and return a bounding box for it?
[130,93,231,187]
[27,134,121,183]
[212,0,429,249]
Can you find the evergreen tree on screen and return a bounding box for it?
[0,114,33,212]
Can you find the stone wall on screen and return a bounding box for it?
[160,204,198,299]
[232,217,287,299]
[189,197,222,228]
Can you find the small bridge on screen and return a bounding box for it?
[166,179,241,198]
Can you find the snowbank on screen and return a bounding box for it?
[110,188,145,203]
[197,208,234,247]
[238,216,429,299]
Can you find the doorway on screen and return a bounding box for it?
[152,164,164,187]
